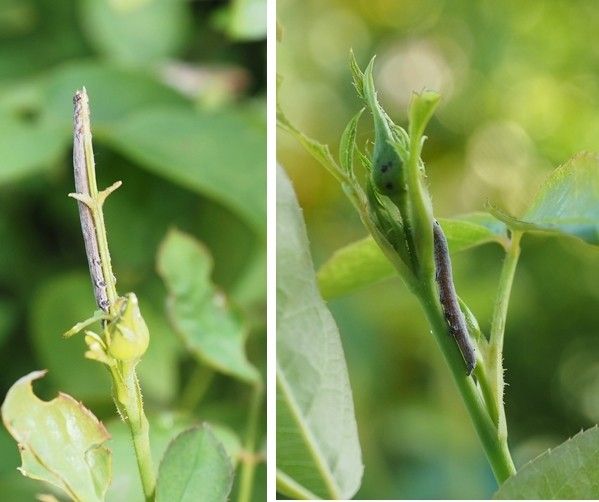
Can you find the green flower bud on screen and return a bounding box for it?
[107,293,149,361]
[362,58,408,201]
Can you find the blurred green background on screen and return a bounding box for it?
[0,0,265,500]
[278,0,599,498]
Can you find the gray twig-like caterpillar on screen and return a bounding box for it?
[72,90,110,312]
[433,220,477,374]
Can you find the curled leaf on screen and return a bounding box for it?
[1,371,111,502]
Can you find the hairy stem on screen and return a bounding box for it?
[72,88,155,500]
[122,363,155,500]
[418,282,516,482]
[473,354,500,426]
[238,383,264,502]
[488,231,522,440]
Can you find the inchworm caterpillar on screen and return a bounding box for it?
[73,90,110,312]
[433,220,476,374]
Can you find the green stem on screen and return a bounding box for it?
[488,231,522,439]
[418,282,516,483]
[121,364,155,501]
[238,383,264,502]
[74,88,119,308]
[473,353,500,426]
[276,470,320,500]
[489,231,522,351]
[73,89,155,500]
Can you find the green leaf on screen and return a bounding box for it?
[404,90,440,280]
[408,90,441,141]
[1,370,111,502]
[105,107,266,235]
[0,473,43,502]
[494,426,599,499]
[208,424,243,469]
[81,0,189,65]
[156,228,259,383]
[338,107,364,178]
[276,166,363,499]
[349,49,365,99]
[155,425,233,502]
[221,0,266,41]
[231,246,266,309]
[107,414,241,502]
[490,152,599,245]
[0,62,187,185]
[0,114,69,184]
[106,413,189,502]
[318,213,508,299]
[41,61,188,129]
[30,273,111,402]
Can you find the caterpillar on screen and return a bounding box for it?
[433,220,476,374]
[73,90,110,312]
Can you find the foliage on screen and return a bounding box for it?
[494,426,599,499]
[276,166,362,499]
[0,1,265,500]
[278,31,599,501]
[278,0,599,498]
[2,371,111,501]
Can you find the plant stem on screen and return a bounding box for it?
[238,383,264,502]
[418,282,516,483]
[489,231,522,349]
[473,354,500,426]
[72,88,156,500]
[121,363,155,501]
[488,231,522,439]
[72,88,120,311]
[276,470,320,500]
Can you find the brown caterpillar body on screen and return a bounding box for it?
[433,220,476,374]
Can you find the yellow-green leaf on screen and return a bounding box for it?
[157,228,259,383]
[491,152,599,245]
[318,213,507,299]
[1,371,111,502]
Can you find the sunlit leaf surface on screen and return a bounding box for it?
[494,426,599,498]
[276,166,363,499]
[1,371,111,502]
[491,152,599,245]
